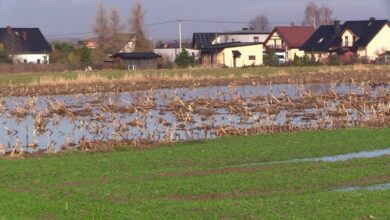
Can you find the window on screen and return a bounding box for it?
[232,38,235,42]
[23,59,27,63]
[249,55,256,60]
[253,37,259,42]
[37,59,41,64]
[345,36,349,47]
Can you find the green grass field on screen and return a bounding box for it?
[0,65,386,86]
[0,127,389,219]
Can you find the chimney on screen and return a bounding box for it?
[6,26,12,35]
[370,17,376,21]
[21,31,27,40]
[333,20,340,35]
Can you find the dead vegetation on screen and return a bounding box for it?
[0,67,389,97]
[0,70,389,158]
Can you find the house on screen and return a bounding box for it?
[200,42,263,68]
[214,28,270,44]
[192,28,270,50]
[154,42,200,62]
[301,18,390,63]
[377,51,390,64]
[84,39,97,49]
[120,36,137,53]
[0,26,52,64]
[264,26,315,61]
[192,28,268,67]
[110,52,161,70]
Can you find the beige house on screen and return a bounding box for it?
[264,26,315,60]
[301,18,390,62]
[201,42,263,68]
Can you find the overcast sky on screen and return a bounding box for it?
[0,0,389,41]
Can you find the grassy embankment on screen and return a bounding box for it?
[0,127,389,219]
[0,64,388,86]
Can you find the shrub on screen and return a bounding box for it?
[0,49,11,63]
[175,49,195,68]
[264,50,279,66]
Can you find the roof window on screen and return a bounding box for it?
[318,37,325,43]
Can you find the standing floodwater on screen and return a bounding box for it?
[0,82,389,155]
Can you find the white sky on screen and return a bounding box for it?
[0,0,389,40]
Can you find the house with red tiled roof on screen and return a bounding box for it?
[264,26,315,61]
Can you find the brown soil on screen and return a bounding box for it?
[2,70,389,96]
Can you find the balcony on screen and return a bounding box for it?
[267,44,287,51]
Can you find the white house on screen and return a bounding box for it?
[154,42,200,62]
[214,29,270,44]
[192,28,267,67]
[192,28,270,50]
[201,42,263,68]
[0,26,52,64]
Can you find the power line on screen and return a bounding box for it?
[45,19,302,37]
[144,20,177,26]
[46,20,178,37]
[46,31,94,37]
[182,19,248,24]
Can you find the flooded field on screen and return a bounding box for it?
[0,82,389,157]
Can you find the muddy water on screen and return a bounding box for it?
[0,82,389,154]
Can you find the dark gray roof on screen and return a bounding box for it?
[344,20,388,47]
[156,42,192,49]
[201,42,262,53]
[192,31,270,49]
[0,27,52,53]
[301,25,340,52]
[112,52,161,60]
[301,19,389,52]
[192,33,219,49]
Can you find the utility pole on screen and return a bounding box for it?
[178,20,183,51]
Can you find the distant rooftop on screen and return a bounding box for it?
[0,26,52,53]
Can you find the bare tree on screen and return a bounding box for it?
[2,28,22,62]
[108,7,126,53]
[318,6,333,25]
[303,1,333,28]
[93,1,110,55]
[128,0,152,52]
[249,14,270,32]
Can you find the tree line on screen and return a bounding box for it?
[248,1,333,32]
[37,0,152,67]
[1,1,333,67]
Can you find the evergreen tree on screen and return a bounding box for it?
[0,49,10,63]
[264,50,278,66]
[77,47,92,66]
[175,49,195,68]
